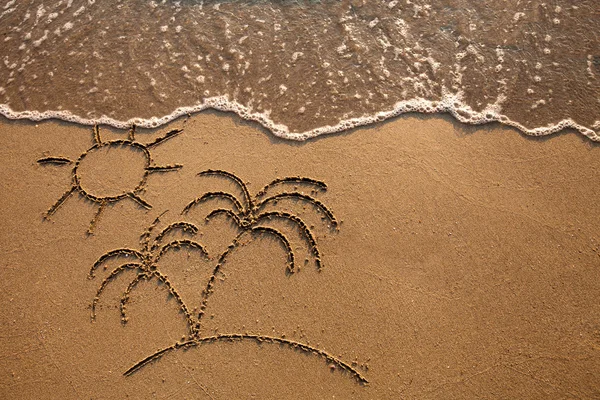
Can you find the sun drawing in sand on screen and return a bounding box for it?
[37,123,185,234]
[89,171,368,385]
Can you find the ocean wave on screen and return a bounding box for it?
[1,0,598,141]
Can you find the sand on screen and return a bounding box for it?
[1,113,599,399]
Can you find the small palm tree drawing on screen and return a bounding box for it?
[90,173,368,385]
[89,213,208,331]
[38,122,185,234]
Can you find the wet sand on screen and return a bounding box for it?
[1,113,599,399]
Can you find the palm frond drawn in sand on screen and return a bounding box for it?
[90,173,368,384]
[37,120,187,234]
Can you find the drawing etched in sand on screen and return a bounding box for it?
[37,123,185,234]
[89,171,368,385]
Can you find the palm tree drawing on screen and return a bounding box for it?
[181,169,339,324]
[89,172,368,385]
[89,212,208,331]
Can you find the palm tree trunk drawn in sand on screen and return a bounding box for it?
[89,171,368,385]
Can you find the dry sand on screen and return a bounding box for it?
[1,113,599,399]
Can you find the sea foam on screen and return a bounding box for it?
[2,92,598,142]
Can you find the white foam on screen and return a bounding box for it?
[1,89,598,142]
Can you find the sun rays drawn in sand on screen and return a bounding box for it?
[89,172,368,385]
[37,123,185,234]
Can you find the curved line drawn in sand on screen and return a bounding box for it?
[37,122,185,234]
[89,173,368,385]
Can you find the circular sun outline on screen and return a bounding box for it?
[38,124,185,234]
[73,140,151,202]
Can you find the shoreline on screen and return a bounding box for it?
[2,94,599,142]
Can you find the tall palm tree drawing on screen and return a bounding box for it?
[182,169,339,323]
[89,171,367,385]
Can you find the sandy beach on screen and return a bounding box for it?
[0,113,599,399]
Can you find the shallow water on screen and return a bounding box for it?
[0,0,598,140]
